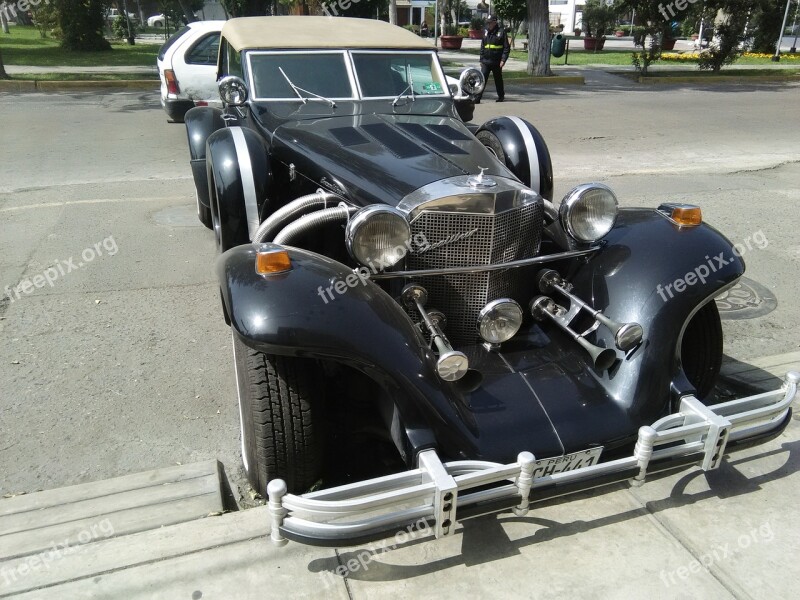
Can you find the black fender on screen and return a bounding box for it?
[185,107,225,209]
[206,126,272,252]
[217,244,482,464]
[536,208,745,453]
[216,211,747,465]
[476,116,554,201]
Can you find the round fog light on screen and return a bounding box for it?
[478,299,523,344]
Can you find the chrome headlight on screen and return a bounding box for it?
[559,183,618,243]
[459,68,485,96]
[345,206,411,269]
[477,299,523,344]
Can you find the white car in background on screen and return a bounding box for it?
[147,14,166,28]
[156,20,225,122]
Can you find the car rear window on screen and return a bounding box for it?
[185,33,220,66]
[158,27,191,61]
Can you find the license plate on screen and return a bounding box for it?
[531,447,603,478]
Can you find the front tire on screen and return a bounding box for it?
[681,301,723,400]
[477,130,506,163]
[232,335,324,495]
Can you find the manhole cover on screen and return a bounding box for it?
[153,205,201,227]
[715,277,777,320]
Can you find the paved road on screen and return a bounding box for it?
[0,80,798,597]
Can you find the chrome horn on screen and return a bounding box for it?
[537,269,644,351]
[530,296,617,371]
[402,284,468,381]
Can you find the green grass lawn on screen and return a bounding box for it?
[461,46,800,67]
[634,68,800,78]
[0,26,159,67]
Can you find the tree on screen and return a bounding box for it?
[389,0,396,25]
[526,0,551,76]
[31,3,61,39]
[617,0,672,75]
[58,0,110,51]
[1,5,9,34]
[698,2,750,72]
[0,48,8,80]
[749,0,793,53]
[494,0,525,48]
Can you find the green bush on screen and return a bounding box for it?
[470,16,485,30]
[582,0,619,38]
[443,23,459,36]
[112,15,138,40]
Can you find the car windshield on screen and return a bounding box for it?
[352,52,445,98]
[248,52,355,100]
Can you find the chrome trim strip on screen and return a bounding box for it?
[230,127,260,240]
[367,248,598,279]
[508,116,539,193]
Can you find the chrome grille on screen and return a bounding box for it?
[405,201,543,345]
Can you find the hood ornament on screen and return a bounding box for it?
[467,167,497,189]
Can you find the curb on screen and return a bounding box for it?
[0,79,159,92]
[505,75,585,85]
[637,74,799,84]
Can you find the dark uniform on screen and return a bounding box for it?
[476,18,511,103]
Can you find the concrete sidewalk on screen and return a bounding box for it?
[2,359,797,599]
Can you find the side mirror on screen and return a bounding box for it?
[218,75,249,107]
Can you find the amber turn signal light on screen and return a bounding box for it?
[255,249,292,275]
[658,203,702,227]
[670,206,702,226]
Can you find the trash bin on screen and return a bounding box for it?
[551,34,566,58]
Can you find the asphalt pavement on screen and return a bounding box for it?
[0,78,798,598]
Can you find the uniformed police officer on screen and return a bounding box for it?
[475,14,510,103]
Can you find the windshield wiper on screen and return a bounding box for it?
[391,65,416,107]
[278,67,336,108]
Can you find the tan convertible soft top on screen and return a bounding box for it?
[222,16,435,52]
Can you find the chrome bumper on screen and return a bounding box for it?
[267,371,798,547]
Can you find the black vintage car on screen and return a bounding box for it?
[185,17,797,547]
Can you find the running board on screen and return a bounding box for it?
[266,372,798,548]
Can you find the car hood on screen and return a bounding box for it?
[268,113,516,206]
